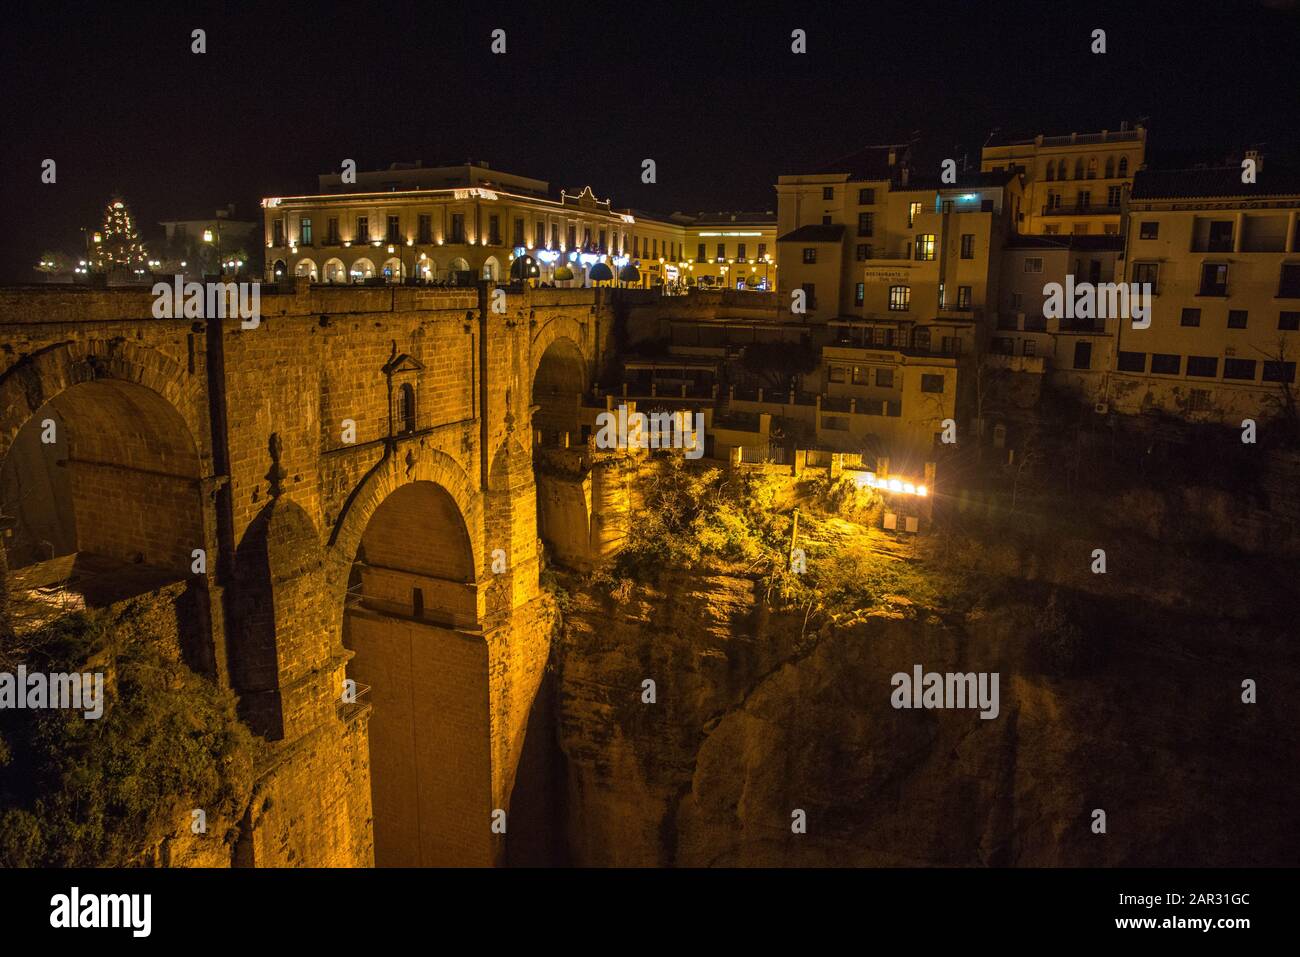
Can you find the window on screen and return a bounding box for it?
[875,368,894,387]
[920,374,945,393]
[1044,225,1060,235]
[828,365,845,383]
[1045,163,1055,181]
[758,243,767,259]
[582,227,592,249]
[449,215,464,244]
[855,244,871,261]
[1208,221,1234,252]
[1024,257,1043,274]
[1180,308,1201,327]
[888,285,911,311]
[993,337,1014,355]
[1010,293,1023,308]
[355,216,369,243]
[1057,159,1068,180]
[908,202,922,227]
[1151,353,1181,375]
[857,212,874,237]
[1199,263,1228,296]
[512,218,525,247]
[1086,157,1097,179]
[1022,340,1037,357]
[1132,262,1159,289]
[960,234,974,259]
[387,215,401,242]
[822,214,832,225]
[1279,311,1300,331]
[299,217,312,245]
[913,328,930,352]
[1107,185,1122,207]
[272,220,284,246]
[536,220,546,247]
[1105,157,1115,178]
[957,286,972,309]
[851,366,866,384]
[397,383,416,433]
[697,243,706,261]
[1228,310,1248,329]
[1077,190,1092,210]
[854,282,864,306]
[551,224,559,249]
[1074,159,1084,179]
[418,215,432,244]
[802,247,817,264]
[1105,223,1120,235]
[822,187,834,200]
[717,243,726,261]
[327,217,339,244]
[737,243,747,260]
[1263,361,1297,383]
[566,224,576,249]
[1072,224,1090,236]
[1073,341,1092,370]
[1118,157,1129,176]
[1279,264,1300,297]
[915,234,936,261]
[858,188,875,205]
[633,236,640,258]
[1117,351,1146,372]
[1224,358,1257,380]
[1187,356,1218,377]
[652,238,658,258]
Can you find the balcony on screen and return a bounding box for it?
[1041,202,1121,217]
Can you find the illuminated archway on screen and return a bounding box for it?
[323,257,346,284]
[342,479,489,866]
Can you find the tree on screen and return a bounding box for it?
[741,340,818,392]
[1255,336,1299,444]
[34,251,70,276]
[91,197,149,274]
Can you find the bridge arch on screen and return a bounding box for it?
[331,453,491,866]
[0,341,210,660]
[530,321,590,447]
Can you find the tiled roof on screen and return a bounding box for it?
[892,169,1019,192]
[1131,167,1300,200]
[790,145,908,180]
[777,224,846,243]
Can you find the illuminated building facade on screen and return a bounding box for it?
[980,124,1146,236]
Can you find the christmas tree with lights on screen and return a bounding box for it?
[91,196,149,273]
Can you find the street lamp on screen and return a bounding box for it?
[203,225,223,277]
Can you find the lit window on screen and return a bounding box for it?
[915,234,936,261]
[888,285,911,311]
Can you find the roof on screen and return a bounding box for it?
[892,169,1019,192]
[788,144,908,180]
[1004,234,1124,252]
[688,211,777,226]
[1131,167,1300,200]
[777,224,846,243]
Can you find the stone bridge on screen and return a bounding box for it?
[0,279,608,866]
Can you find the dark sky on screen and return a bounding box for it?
[1,0,1297,282]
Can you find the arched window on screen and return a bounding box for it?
[1074,159,1084,180]
[1058,159,1068,180]
[1045,162,1055,181]
[397,383,416,433]
[1105,157,1115,178]
[1086,157,1098,179]
[1118,156,1129,176]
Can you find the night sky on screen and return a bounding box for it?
[1,0,1297,282]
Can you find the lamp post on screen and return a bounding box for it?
[203,224,223,277]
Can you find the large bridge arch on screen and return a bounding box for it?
[529,319,590,446]
[329,451,492,866]
[0,340,213,665]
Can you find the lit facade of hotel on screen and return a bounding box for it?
[262,162,686,287]
[980,124,1146,236]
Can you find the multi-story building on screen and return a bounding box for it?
[1108,164,1300,421]
[262,161,685,288]
[681,212,778,290]
[981,124,1146,236]
[993,234,1125,400]
[776,146,1021,459]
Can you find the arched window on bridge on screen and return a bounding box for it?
[397,382,416,434]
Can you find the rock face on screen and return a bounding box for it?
[553,568,1298,867]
